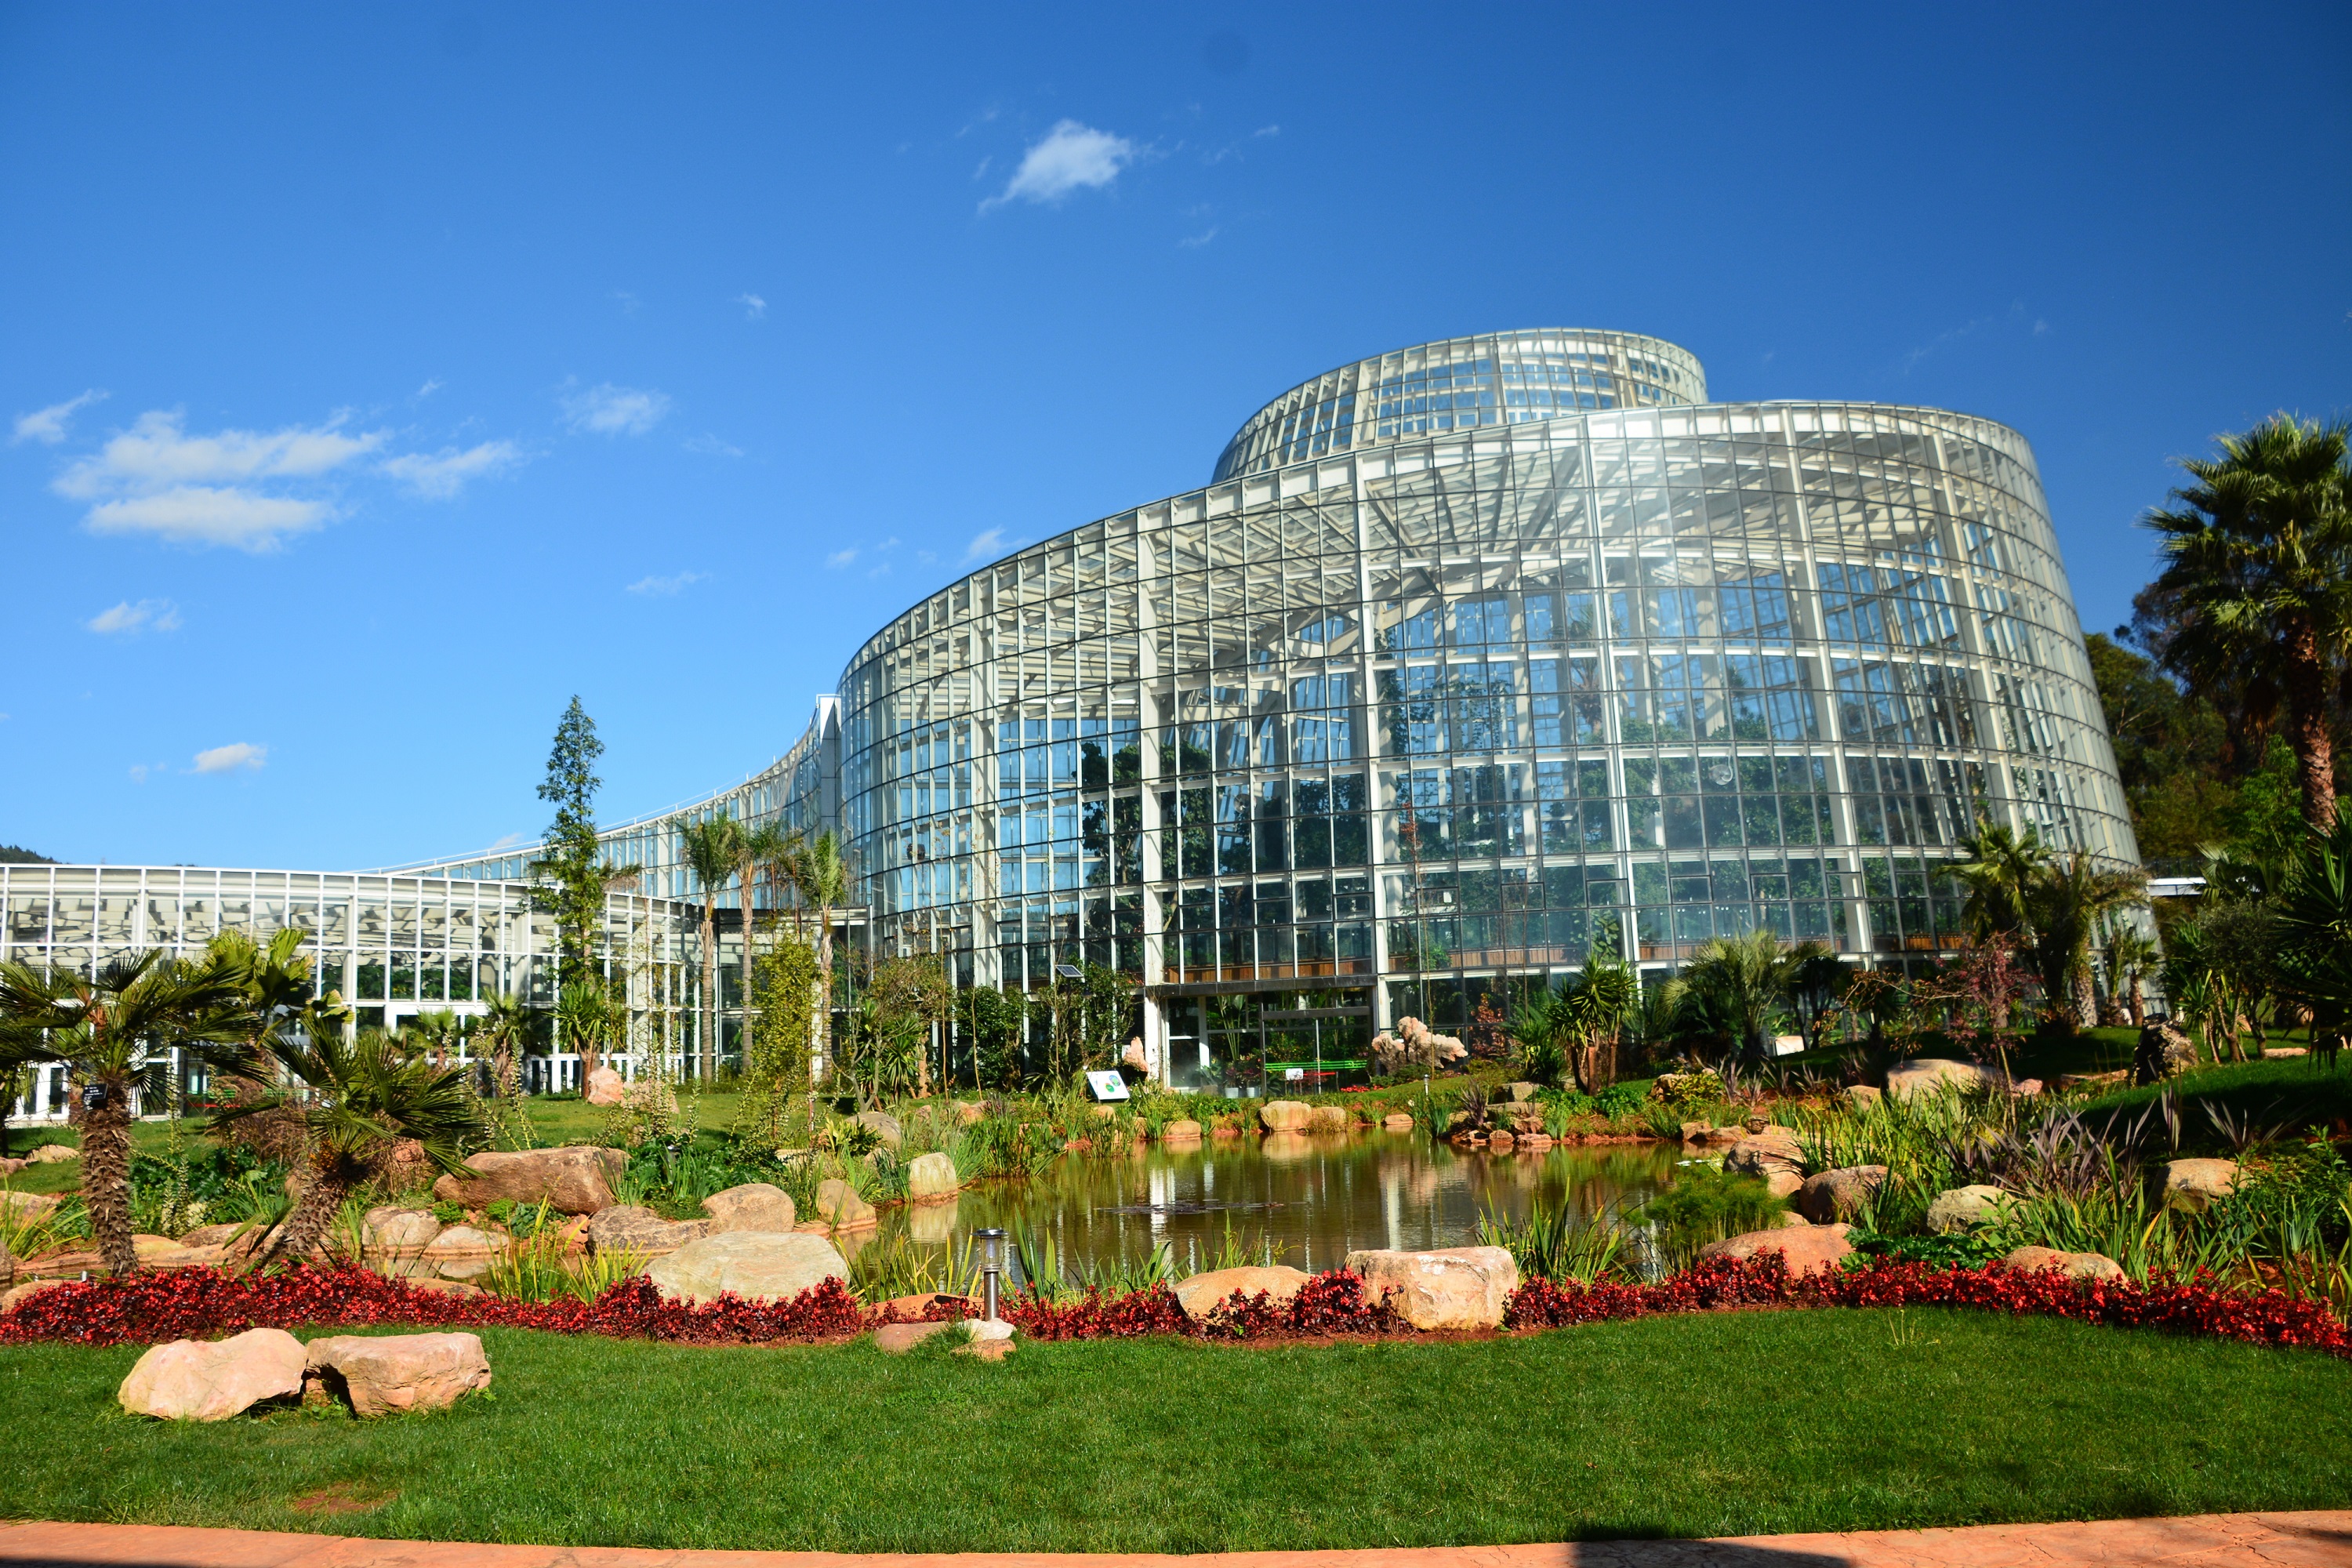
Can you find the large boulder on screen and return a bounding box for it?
[361,1207,441,1253]
[700,1182,796,1235]
[2004,1245,2126,1283]
[906,1152,960,1202]
[1926,1184,2012,1232]
[1698,1225,1854,1277]
[815,1178,877,1229]
[1886,1058,1998,1100]
[1381,1112,1414,1133]
[1308,1105,1352,1134]
[1795,1165,1887,1224]
[422,1225,507,1280]
[1722,1126,1807,1197]
[1843,1084,1883,1110]
[27,1144,78,1164]
[430,1146,626,1215]
[852,1111,902,1152]
[1160,1119,1204,1142]
[118,1327,305,1421]
[1172,1265,1313,1320]
[1342,1247,1519,1330]
[645,1231,850,1305]
[2165,1157,2240,1210]
[584,1066,628,1106]
[1259,1100,1312,1133]
[2135,1022,2198,1086]
[587,1205,708,1257]
[303,1332,492,1416]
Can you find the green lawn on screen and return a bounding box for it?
[2,1310,2346,1551]
[2078,1054,2352,1140]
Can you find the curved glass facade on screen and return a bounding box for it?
[1212,329,1707,481]
[408,328,2133,1085]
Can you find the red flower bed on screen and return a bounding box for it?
[3,1257,2343,1358]
[1503,1255,2352,1356]
[0,1267,865,1348]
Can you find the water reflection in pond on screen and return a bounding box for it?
[849,1132,1683,1278]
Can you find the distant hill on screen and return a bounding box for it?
[0,844,57,865]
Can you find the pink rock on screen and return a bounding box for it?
[585,1066,627,1106]
[430,1145,625,1214]
[303,1331,492,1416]
[1342,1246,1519,1329]
[1698,1225,1855,1277]
[1171,1265,1313,1320]
[118,1328,306,1421]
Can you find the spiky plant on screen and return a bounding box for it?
[220,1025,485,1268]
[0,953,256,1276]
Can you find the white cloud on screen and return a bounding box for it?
[684,433,744,457]
[1179,227,1218,249]
[13,389,107,445]
[563,383,671,437]
[86,599,181,635]
[488,832,526,851]
[964,528,1006,562]
[57,408,383,497]
[130,760,169,783]
[86,488,334,550]
[416,378,444,400]
[626,571,705,596]
[736,292,767,320]
[916,549,938,566]
[378,440,526,499]
[867,563,891,579]
[826,548,858,568]
[192,741,266,775]
[612,289,641,316]
[1254,125,1280,138]
[982,120,1136,211]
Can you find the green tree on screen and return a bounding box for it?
[2083,630,2237,864]
[784,830,849,1116]
[2100,924,2161,1027]
[737,934,818,1149]
[2275,816,2352,1062]
[2024,853,2148,1032]
[732,821,796,1081]
[0,953,255,1276]
[471,989,540,1099]
[672,811,743,1083]
[222,1028,485,1266]
[955,985,1028,1091]
[553,982,619,1085]
[1546,920,1641,1088]
[1675,928,1798,1060]
[2145,415,2352,832]
[534,697,613,992]
[1945,818,2052,940]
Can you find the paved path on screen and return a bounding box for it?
[1,1515,2347,1567]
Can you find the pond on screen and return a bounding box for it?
[845,1131,1689,1283]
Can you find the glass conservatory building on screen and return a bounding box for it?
[413,328,2138,1084]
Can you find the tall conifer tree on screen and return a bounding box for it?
[535,697,608,993]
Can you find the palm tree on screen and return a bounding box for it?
[2024,854,2148,1033]
[2100,924,2161,1027]
[1945,818,2052,940]
[222,1028,485,1267]
[734,820,796,1079]
[404,1008,466,1071]
[673,811,743,1082]
[0,953,255,1276]
[1675,928,1798,1060]
[2146,415,2352,832]
[786,829,848,1124]
[552,984,618,1087]
[472,989,539,1099]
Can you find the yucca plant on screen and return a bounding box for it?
[217,1026,485,1268]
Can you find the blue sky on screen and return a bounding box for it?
[4,2,2347,871]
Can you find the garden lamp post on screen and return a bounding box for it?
[975,1227,1007,1323]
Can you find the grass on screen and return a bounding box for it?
[2,1311,2347,1550]
[2078,1055,2352,1141]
